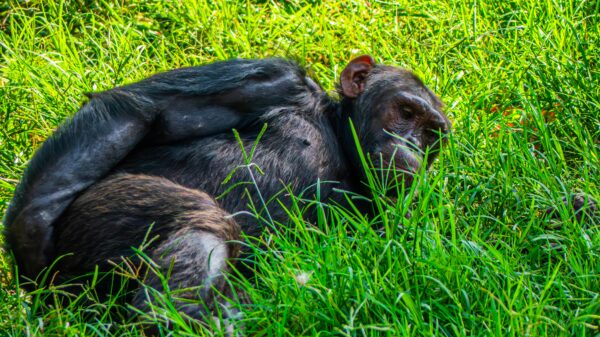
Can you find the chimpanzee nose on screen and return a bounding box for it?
[429,112,451,135]
[440,118,451,135]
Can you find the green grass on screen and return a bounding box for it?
[0,0,599,336]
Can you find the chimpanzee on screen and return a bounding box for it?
[3,56,450,321]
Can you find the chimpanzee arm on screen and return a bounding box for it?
[4,58,318,277]
[128,58,313,143]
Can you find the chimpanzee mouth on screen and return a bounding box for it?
[383,130,423,157]
[403,140,423,155]
[388,141,423,174]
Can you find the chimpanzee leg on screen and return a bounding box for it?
[132,228,241,320]
[52,173,242,321]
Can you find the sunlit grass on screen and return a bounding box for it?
[0,0,598,336]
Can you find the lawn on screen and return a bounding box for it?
[0,0,598,336]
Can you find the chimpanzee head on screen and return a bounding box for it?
[339,55,451,192]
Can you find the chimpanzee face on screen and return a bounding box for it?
[352,66,450,188]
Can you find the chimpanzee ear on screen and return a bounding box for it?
[340,55,375,98]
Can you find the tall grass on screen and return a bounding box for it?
[0,1,598,336]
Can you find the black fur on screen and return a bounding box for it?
[4,56,451,325]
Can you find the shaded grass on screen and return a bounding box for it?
[0,0,598,336]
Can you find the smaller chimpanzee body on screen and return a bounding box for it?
[4,56,450,323]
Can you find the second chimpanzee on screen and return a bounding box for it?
[4,55,450,322]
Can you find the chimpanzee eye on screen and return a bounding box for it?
[398,106,415,119]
